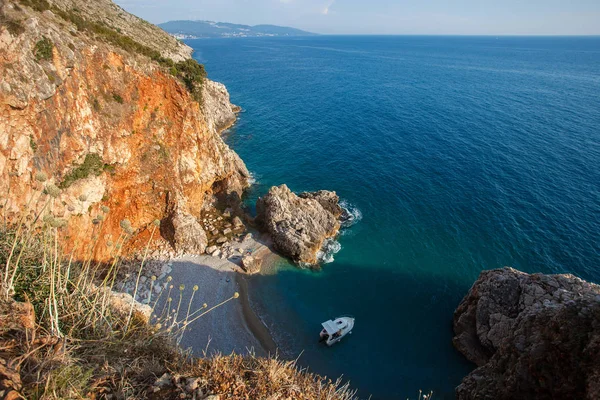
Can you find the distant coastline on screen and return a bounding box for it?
[159,20,317,39]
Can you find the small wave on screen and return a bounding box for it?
[247,171,258,185]
[339,200,363,228]
[316,238,342,264]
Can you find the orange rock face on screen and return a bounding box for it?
[0,4,249,260]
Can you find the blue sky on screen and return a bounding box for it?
[114,0,600,35]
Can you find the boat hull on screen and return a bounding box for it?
[320,317,354,346]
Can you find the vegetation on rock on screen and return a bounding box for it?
[33,36,53,61]
[17,0,207,103]
[59,153,109,189]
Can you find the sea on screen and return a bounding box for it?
[186,36,600,399]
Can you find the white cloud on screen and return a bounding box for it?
[322,0,335,15]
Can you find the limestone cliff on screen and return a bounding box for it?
[256,185,343,266]
[453,267,600,400]
[0,0,249,259]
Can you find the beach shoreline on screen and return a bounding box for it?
[157,234,281,357]
[236,272,278,355]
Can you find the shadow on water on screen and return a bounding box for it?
[245,262,476,400]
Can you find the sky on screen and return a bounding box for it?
[114,0,600,35]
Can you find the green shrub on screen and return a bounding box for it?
[171,59,207,103]
[112,93,124,104]
[34,36,53,61]
[49,8,206,102]
[29,136,37,152]
[59,153,110,189]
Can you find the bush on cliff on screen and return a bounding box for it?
[22,2,208,103]
[33,36,53,61]
[0,175,357,399]
[58,153,107,188]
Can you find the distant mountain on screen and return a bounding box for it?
[158,20,317,39]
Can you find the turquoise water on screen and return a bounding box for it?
[188,36,600,399]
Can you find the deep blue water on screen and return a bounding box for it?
[187,36,600,399]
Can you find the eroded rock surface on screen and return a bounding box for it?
[0,0,249,260]
[256,185,342,266]
[170,210,208,255]
[241,255,262,274]
[453,267,600,400]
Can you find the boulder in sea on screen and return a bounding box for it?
[255,184,343,266]
[241,255,262,274]
[453,267,600,400]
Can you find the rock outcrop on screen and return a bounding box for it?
[170,210,208,255]
[255,185,343,266]
[203,79,240,133]
[453,267,600,400]
[241,255,262,274]
[0,0,249,259]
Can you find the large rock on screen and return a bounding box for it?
[241,255,262,274]
[256,185,342,266]
[171,211,207,255]
[453,267,600,400]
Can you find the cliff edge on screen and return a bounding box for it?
[0,0,249,259]
[453,267,600,400]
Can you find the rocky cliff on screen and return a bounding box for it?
[256,185,343,266]
[0,0,249,260]
[453,267,600,400]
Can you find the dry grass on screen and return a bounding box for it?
[0,176,359,399]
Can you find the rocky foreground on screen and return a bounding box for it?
[453,267,600,400]
[256,185,344,266]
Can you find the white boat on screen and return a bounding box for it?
[319,316,354,346]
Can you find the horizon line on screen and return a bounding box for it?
[156,20,599,37]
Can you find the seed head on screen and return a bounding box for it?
[44,183,61,198]
[233,292,239,299]
[78,194,88,202]
[50,218,67,228]
[43,214,54,223]
[120,219,132,230]
[106,241,113,247]
[193,285,198,291]
[167,276,172,282]
[151,275,157,281]
[35,172,48,182]
[153,219,160,227]
[179,284,185,291]
[101,206,110,213]
[202,303,207,309]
